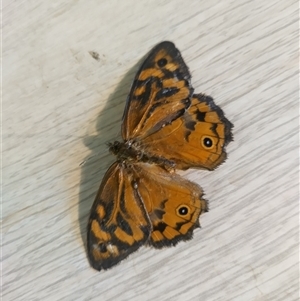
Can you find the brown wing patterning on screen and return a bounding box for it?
[122,41,193,141]
[131,163,208,248]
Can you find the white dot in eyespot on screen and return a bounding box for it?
[133,182,138,189]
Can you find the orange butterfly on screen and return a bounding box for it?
[87,41,233,271]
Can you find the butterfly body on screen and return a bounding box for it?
[87,41,233,271]
[109,140,176,170]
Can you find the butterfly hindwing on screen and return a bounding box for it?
[130,163,207,248]
[139,94,233,170]
[87,162,151,271]
[122,41,193,141]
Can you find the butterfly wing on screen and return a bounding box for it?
[87,162,151,271]
[131,163,207,248]
[122,41,193,141]
[138,94,233,170]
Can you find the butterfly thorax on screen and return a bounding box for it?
[109,141,142,162]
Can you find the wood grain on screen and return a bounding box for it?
[3,0,298,300]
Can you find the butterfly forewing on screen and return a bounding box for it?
[122,41,193,141]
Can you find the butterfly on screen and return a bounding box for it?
[87,41,233,271]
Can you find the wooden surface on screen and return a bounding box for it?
[3,1,299,300]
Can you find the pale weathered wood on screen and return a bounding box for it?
[3,1,298,300]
